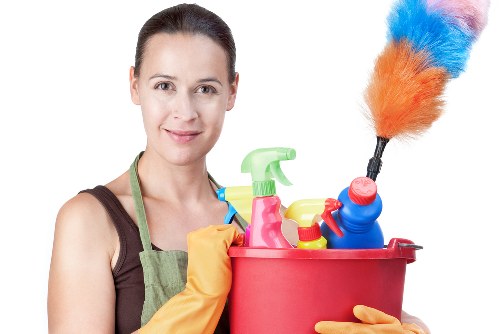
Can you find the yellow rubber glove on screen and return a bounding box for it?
[315,305,426,334]
[139,225,244,334]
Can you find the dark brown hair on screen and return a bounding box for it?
[134,3,236,82]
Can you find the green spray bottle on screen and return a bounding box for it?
[241,147,295,248]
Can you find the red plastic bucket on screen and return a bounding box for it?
[228,238,418,334]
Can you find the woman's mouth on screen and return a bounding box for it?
[165,129,202,143]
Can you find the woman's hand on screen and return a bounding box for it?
[139,225,244,334]
[315,305,426,334]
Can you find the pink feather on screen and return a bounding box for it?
[426,0,491,38]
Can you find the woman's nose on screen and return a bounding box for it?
[171,94,198,121]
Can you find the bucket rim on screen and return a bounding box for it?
[229,238,418,263]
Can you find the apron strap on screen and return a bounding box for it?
[129,151,153,251]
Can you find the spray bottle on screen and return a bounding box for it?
[216,186,253,225]
[320,177,384,249]
[216,186,253,246]
[241,147,295,249]
[284,198,342,249]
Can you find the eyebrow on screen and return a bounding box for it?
[198,77,223,86]
[149,74,223,86]
[149,74,176,81]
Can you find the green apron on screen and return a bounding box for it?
[129,152,247,332]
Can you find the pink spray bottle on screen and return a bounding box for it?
[241,147,296,248]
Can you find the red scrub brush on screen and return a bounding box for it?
[365,0,490,181]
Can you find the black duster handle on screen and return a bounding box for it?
[366,136,390,181]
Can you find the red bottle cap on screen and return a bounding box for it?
[297,223,322,241]
[348,177,377,205]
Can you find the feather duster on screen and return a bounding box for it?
[364,0,490,181]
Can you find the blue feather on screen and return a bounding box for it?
[387,0,474,78]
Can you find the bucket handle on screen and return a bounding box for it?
[386,238,422,263]
[398,243,423,250]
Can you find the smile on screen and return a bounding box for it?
[165,129,202,143]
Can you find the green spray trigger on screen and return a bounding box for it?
[269,161,293,186]
[241,147,296,197]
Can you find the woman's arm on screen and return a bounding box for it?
[48,193,117,333]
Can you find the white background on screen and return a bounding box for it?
[1,1,498,332]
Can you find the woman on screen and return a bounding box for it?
[48,4,428,333]
[48,4,248,333]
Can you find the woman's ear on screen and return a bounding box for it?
[129,66,140,105]
[226,72,239,111]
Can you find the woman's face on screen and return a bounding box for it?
[130,32,238,166]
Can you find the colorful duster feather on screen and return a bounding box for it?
[365,0,490,181]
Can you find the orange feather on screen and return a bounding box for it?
[365,39,450,140]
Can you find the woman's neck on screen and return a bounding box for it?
[136,148,215,205]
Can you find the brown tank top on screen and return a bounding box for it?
[80,185,146,333]
[80,185,239,334]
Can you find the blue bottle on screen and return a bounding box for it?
[320,177,384,249]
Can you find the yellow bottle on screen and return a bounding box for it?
[284,199,337,249]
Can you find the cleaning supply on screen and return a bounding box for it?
[216,186,253,246]
[284,198,342,249]
[364,0,490,181]
[314,305,425,334]
[139,225,244,334]
[321,177,384,249]
[241,147,296,248]
[216,186,253,224]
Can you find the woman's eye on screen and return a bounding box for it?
[155,82,173,90]
[196,85,217,94]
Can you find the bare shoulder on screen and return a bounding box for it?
[48,192,117,333]
[55,192,116,250]
[57,191,104,222]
